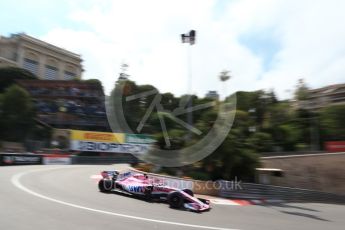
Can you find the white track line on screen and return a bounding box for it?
[11,168,238,230]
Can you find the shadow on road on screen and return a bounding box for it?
[98,190,206,213]
[280,211,330,222]
[261,203,330,222]
[268,203,320,212]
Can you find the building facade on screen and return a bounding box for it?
[297,84,345,110]
[0,33,83,80]
[205,90,219,100]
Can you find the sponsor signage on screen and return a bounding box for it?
[0,154,42,166]
[325,141,345,152]
[70,141,151,154]
[43,155,72,165]
[70,130,153,154]
[126,134,156,144]
[70,130,125,143]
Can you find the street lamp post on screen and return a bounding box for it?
[181,30,196,140]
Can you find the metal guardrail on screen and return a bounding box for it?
[219,181,345,203]
[71,155,140,165]
[260,151,325,157]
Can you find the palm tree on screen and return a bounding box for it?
[219,70,231,101]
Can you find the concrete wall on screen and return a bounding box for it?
[261,153,345,195]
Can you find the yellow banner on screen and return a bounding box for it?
[70,130,125,143]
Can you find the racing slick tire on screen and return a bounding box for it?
[167,191,184,209]
[98,179,113,193]
[144,185,153,201]
[182,189,194,197]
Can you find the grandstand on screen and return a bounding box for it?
[16,79,110,131]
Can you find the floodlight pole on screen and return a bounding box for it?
[181,30,196,140]
[187,43,193,140]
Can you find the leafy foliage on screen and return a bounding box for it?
[320,105,345,141]
[0,85,35,141]
[82,78,104,93]
[112,79,345,180]
[0,67,37,93]
[294,79,310,100]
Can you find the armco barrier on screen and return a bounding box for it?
[219,181,345,203]
[0,153,43,166]
[0,153,139,166]
[129,168,345,203]
[71,154,140,165]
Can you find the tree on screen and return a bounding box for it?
[247,132,273,152]
[118,63,130,81]
[200,127,260,181]
[276,124,301,151]
[0,85,35,141]
[110,79,260,181]
[320,105,345,141]
[112,80,159,134]
[0,67,37,93]
[265,102,292,128]
[234,90,278,129]
[294,79,309,100]
[83,79,104,94]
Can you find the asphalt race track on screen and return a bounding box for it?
[1,165,344,230]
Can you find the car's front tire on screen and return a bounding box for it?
[167,191,184,208]
[98,179,113,193]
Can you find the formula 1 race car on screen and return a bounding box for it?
[98,170,210,212]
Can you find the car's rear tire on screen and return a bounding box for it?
[98,179,113,193]
[182,189,194,197]
[167,191,184,208]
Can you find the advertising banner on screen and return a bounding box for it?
[70,130,125,143]
[70,130,153,154]
[70,141,151,154]
[43,155,72,165]
[0,153,42,166]
[125,134,156,144]
[325,141,345,152]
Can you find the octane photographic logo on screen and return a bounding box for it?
[106,84,236,167]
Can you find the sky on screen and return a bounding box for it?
[1,0,344,99]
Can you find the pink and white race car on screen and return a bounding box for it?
[98,170,210,212]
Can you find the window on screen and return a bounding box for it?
[23,58,39,75]
[64,70,76,80]
[45,65,58,80]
